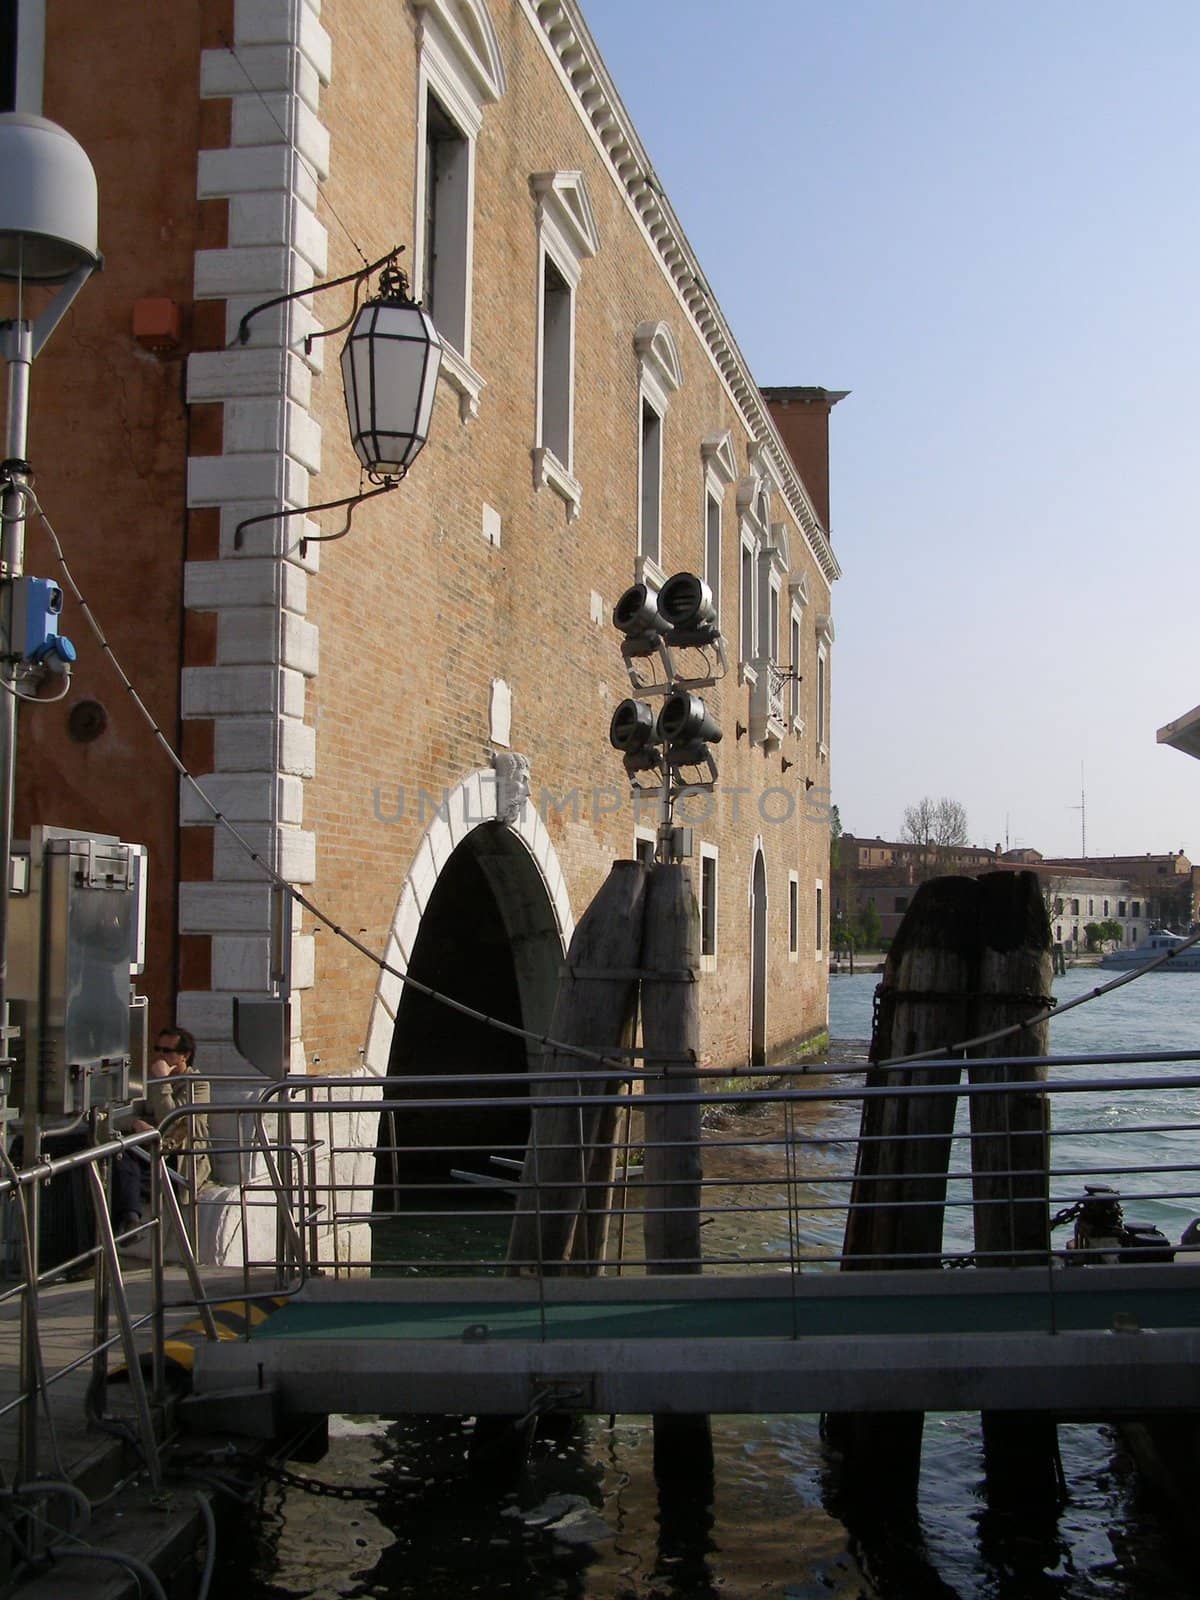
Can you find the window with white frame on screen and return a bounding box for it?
[633,321,681,584]
[704,489,722,621]
[700,431,736,626]
[788,871,799,960]
[421,91,470,353]
[736,470,773,675]
[699,843,719,971]
[538,255,572,465]
[634,827,656,869]
[640,397,663,566]
[740,535,756,667]
[413,0,507,420]
[789,608,802,725]
[530,170,598,519]
[815,878,825,956]
[815,612,834,756]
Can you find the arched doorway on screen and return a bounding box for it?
[376,821,564,1199]
[750,849,767,1067]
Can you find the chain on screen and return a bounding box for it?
[264,1462,396,1501]
[199,1446,409,1502]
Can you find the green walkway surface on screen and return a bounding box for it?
[252,1283,1200,1344]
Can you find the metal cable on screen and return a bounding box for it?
[24,484,633,1080]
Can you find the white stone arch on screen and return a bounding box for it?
[363,765,574,1074]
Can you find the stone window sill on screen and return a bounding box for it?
[532,446,582,520]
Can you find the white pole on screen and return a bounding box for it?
[0,319,32,1070]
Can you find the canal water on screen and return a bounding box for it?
[217,969,1200,1598]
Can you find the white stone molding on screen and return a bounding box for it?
[179,0,331,1062]
[413,0,507,380]
[789,570,810,608]
[769,521,792,576]
[438,342,486,421]
[413,0,507,113]
[816,612,836,646]
[489,678,512,747]
[735,472,770,523]
[531,445,582,519]
[700,429,737,487]
[530,170,600,275]
[633,319,682,413]
[362,768,575,1077]
[520,0,840,585]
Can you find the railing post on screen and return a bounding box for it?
[16,1175,40,1486]
[83,1162,162,1489]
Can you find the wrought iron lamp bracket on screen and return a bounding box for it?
[231,246,417,551]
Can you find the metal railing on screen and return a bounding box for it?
[169,1047,1200,1305]
[0,1127,216,1491]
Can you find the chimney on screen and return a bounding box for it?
[760,386,848,533]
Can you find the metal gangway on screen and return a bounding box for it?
[173,1049,1200,1429]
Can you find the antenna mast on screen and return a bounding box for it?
[1067,764,1087,859]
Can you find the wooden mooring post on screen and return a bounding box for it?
[507,859,647,1275]
[825,871,1057,1512]
[502,857,711,1475]
[642,861,712,1470]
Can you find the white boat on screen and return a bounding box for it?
[1099,928,1200,970]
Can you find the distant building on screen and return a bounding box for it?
[1038,853,1196,928]
[835,835,1170,950]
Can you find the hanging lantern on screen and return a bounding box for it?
[340,258,442,481]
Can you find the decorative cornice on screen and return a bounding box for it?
[522,0,841,585]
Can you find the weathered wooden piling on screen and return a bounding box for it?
[825,876,976,1505]
[641,861,712,1474]
[507,860,646,1275]
[826,871,1056,1511]
[641,862,703,1276]
[969,871,1058,1507]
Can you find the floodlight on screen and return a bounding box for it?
[610,698,657,753]
[612,583,669,638]
[658,571,717,642]
[659,691,721,747]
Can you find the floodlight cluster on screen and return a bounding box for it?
[609,571,726,792]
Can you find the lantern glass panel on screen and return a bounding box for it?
[341,300,442,475]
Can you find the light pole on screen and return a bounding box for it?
[0,112,100,1118]
[610,570,725,862]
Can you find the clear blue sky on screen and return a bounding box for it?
[584,0,1200,858]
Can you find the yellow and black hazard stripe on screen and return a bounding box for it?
[113,1297,290,1389]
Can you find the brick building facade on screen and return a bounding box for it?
[6,1,841,1127]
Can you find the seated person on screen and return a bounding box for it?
[112,1026,211,1231]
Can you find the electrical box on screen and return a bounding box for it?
[9,829,147,1117]
[10,576,65,661]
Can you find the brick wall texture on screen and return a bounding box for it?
[18,0,839,1082]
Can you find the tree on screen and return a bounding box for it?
[1097,918,1123,948]
[900,796,969,850]
[856,899,882,951]
[829,803,843,871]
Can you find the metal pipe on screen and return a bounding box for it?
[83,1162,162,1487]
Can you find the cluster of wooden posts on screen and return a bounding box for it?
[501,862,1058,1507]
[827,870,1059,1510]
